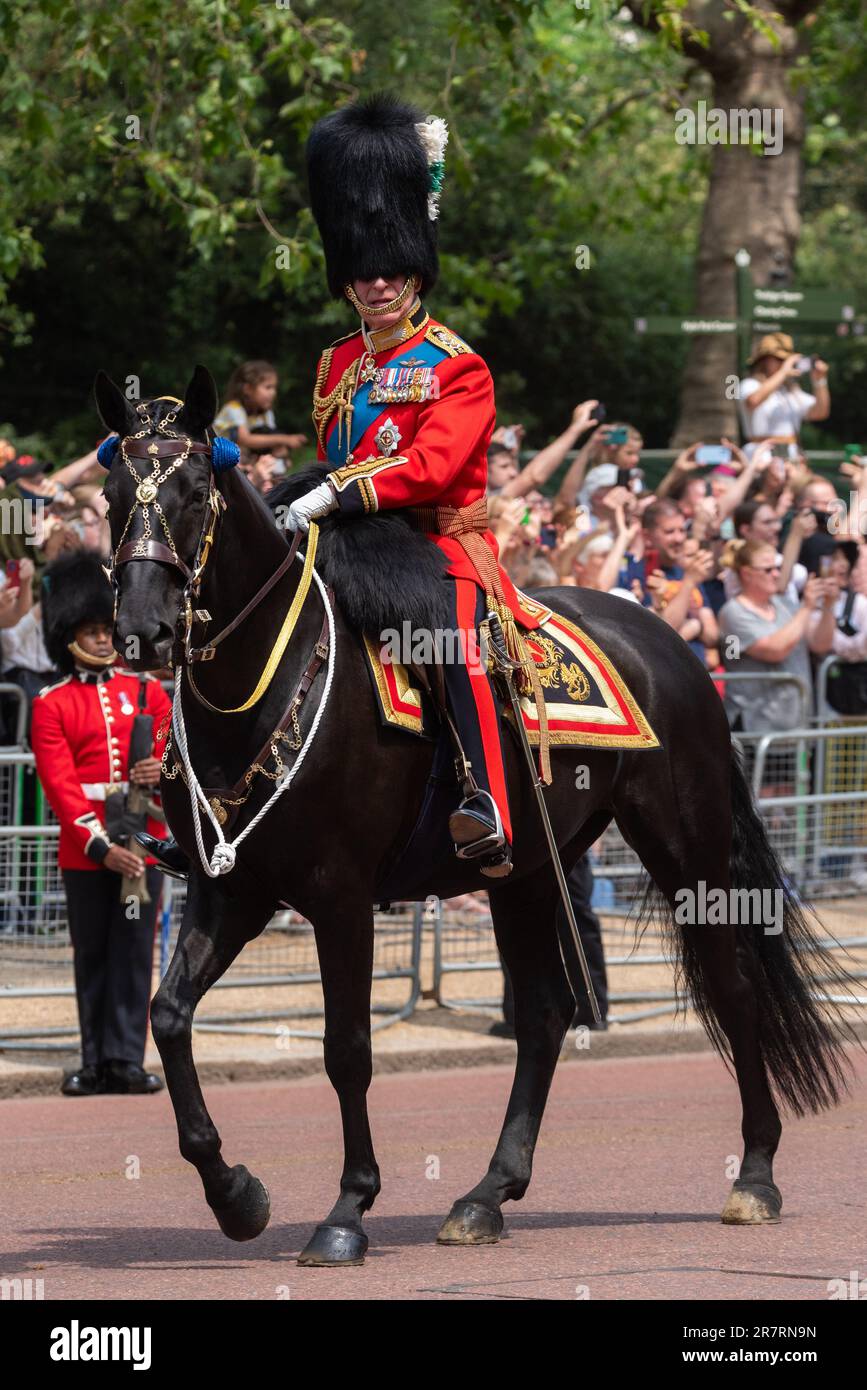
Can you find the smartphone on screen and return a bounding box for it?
[606,426,628,446]
[695,444,732,467]
[771,443,791,461]
[5,559,21,586]
[502,427,519,451]
[539,525,558,549]
[843,443,863,461]
[795,355,813,374]
[644,547,661,581]
[616,467,632,488]
[590,404,607,423]
[819,555,833,577]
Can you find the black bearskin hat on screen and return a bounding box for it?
[41,551,115,674]
[306,93,447,299]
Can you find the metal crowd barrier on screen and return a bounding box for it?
[158,884,422,1040]
[2,716,865,1047]
[433,721,867,1022]
[0,747,421,1048]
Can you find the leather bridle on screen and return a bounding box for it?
[104,402,226,654]
[105,401,319,705]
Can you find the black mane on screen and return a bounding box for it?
[267,466,451,636]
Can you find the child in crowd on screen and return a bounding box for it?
[214,360,307,457]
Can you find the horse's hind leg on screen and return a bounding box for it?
[437,860,576,1245]
[296,897,379,1267]
[615,767,783,1226]
[150,872,277,1241]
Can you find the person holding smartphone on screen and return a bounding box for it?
[556,419,643,514]
[0,554,54,745]
[817,543,867,716]
[618,499,719,662]
[495,401,603,501]
[738,332,830,451]
[719,541,837,739]
[0,556,34,632]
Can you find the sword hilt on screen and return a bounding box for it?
[484,610,522,676]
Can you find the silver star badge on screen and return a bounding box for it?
[375,417,402,456]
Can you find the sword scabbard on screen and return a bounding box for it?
[486,611,602,1025]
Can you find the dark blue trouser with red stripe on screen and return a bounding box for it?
[442,578,512,844]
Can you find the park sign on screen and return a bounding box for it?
[636,284,862,348]
[635,252,861,353]
[634,316,738,335]
[749,287,857,325]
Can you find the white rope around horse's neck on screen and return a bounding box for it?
[171,559,336,877]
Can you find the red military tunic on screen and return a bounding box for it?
[312,301,545,631]
[30,667,171,871]
[312,301,549,842]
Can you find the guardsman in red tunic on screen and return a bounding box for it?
[30,553,171,1096]
[284,94,547,877]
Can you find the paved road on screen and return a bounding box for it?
[1,1049,864,1301]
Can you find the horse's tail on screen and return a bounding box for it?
[643,748,857,1116]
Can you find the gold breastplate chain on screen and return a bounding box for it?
[312,349,366,458]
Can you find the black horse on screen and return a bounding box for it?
[95,368,853,1266]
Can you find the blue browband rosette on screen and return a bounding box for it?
[97,431,239,471]
[210,435,241,472]
[97,435,120,470]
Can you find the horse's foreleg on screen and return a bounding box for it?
[150,875,275,1241]
[438,867,574,1246]
[297,898,379,1266]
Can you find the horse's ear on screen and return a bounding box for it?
[180,365,218,436]
[93,371,133,436]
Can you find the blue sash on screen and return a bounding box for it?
[326,339,446,467]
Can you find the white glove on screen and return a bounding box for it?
[285,481,337,534]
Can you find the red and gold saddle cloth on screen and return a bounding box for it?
[363,601,659,751]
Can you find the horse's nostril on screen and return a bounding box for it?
[115,618,174,666]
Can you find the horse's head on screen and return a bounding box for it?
[94,365,230,671]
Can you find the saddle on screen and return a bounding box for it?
[364,605,659,755]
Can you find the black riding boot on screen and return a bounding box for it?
[134,832,190,881]
[449,790,512,879]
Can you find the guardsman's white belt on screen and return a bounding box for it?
[81,781,129,799]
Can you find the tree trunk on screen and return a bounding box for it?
[672,33,808,443]
[626,1,821,447]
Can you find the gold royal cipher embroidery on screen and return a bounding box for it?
[560,660,591,703]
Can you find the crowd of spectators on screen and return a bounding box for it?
[484,367,867,736]
[2,343,867,749]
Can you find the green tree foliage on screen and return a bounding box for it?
[0,0,863,453]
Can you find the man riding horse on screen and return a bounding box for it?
[99,96,854,1263]
[144,93,548,881]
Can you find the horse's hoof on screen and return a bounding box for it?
[297,1224,368,1266]
[437,1200,503,1245]
[721,1181,782,1225]
[209,1164,271,1241]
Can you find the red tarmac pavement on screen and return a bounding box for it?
[1,1048,864,1301]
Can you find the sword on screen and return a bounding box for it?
[485,611,601,1025]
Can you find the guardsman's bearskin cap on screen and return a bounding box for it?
[42,551,115,674]
[306,93,447,299]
